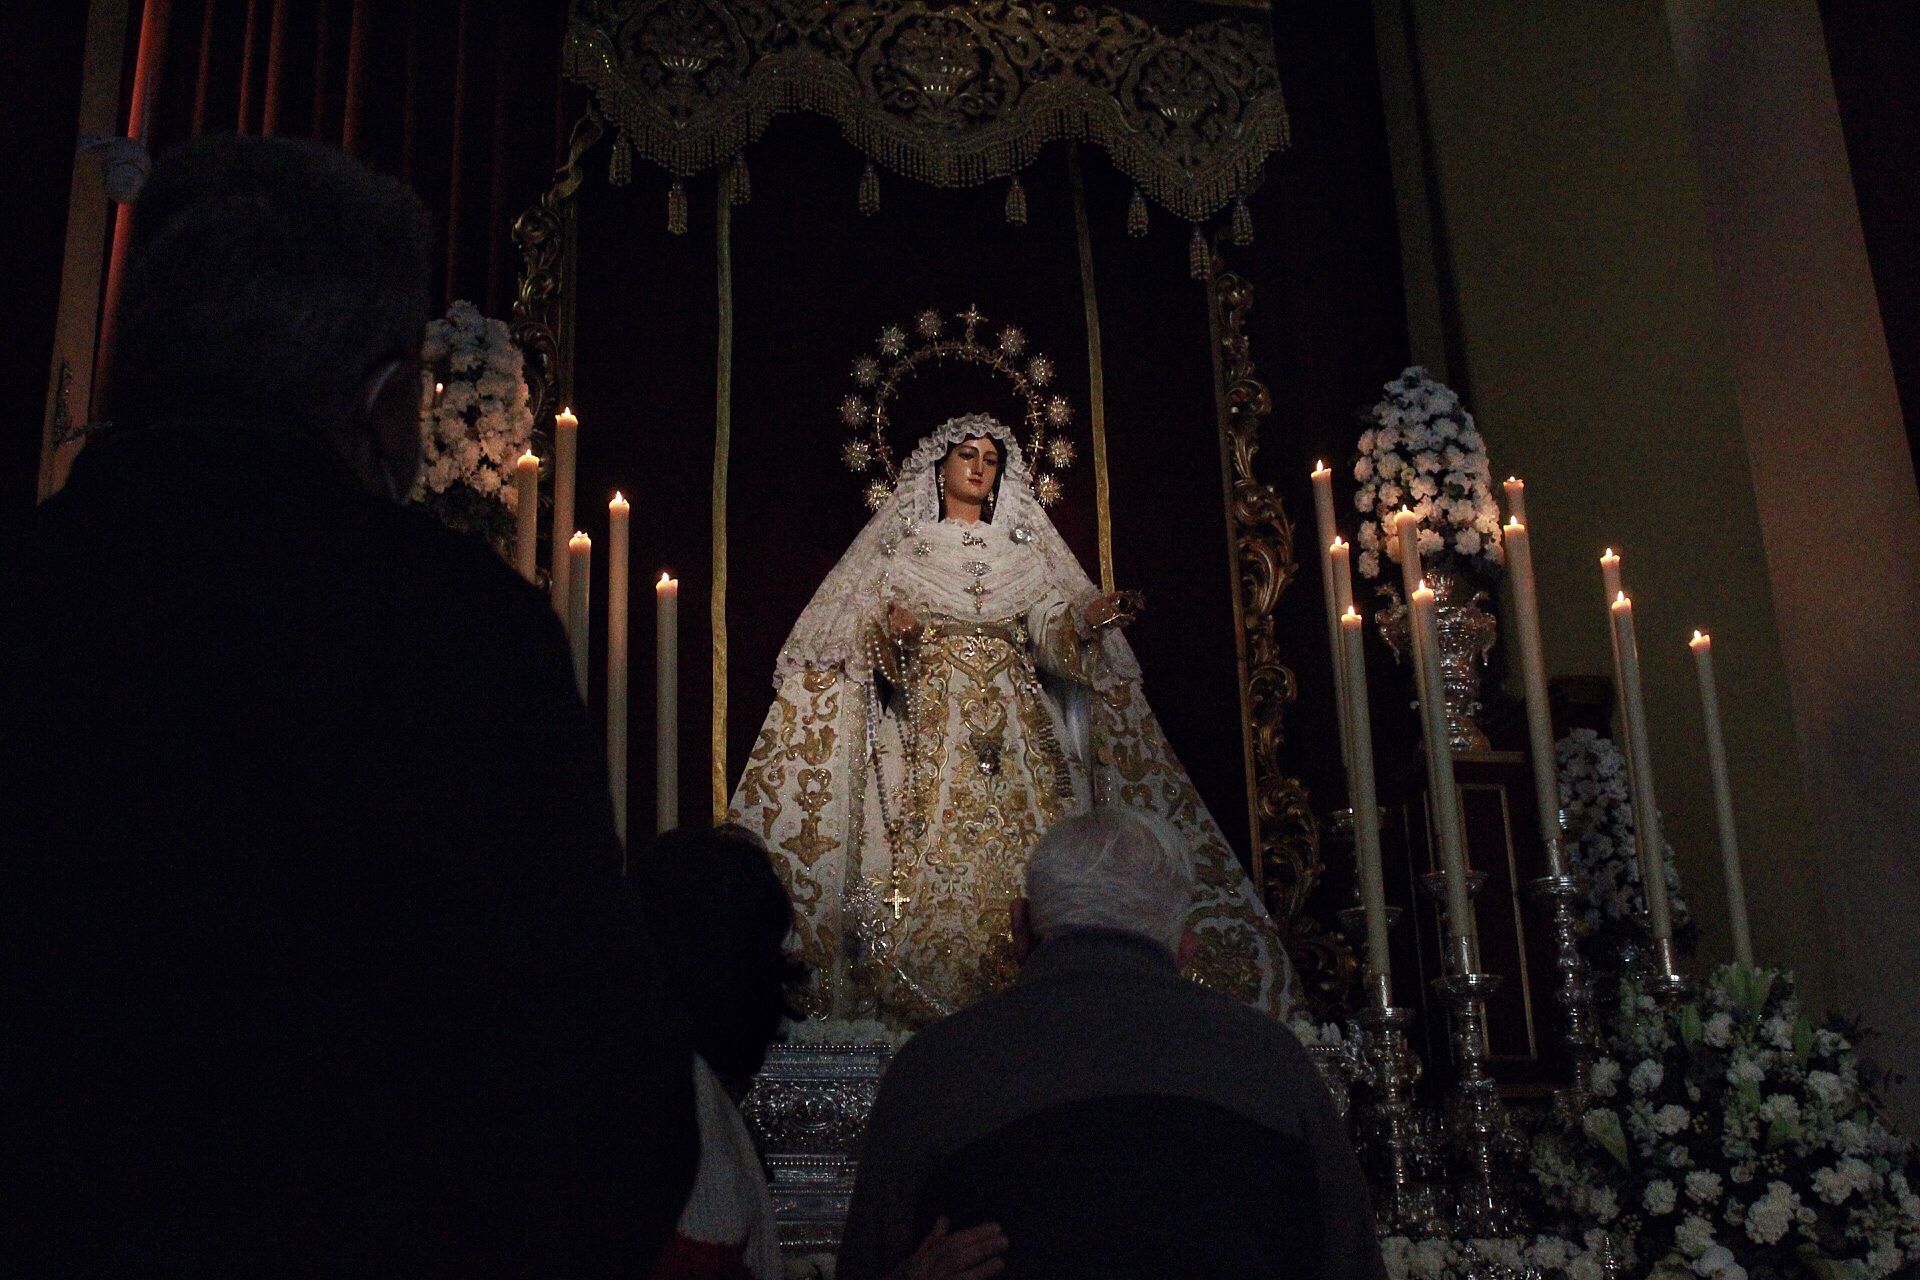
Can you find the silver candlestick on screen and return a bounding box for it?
[1644,933,1693,1005]
[1353,999,1436,1234]
[1419,866,1520,1237]
[1528,844,1599,1109]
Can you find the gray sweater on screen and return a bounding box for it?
[838,928,1386,1280]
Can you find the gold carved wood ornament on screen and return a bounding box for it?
[565,0,1289,220]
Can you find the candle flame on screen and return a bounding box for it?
[1693,630,1708,643]
[519,450,537,465]
[1506,475,1521,485]
[1330,536,1346,551]
[1342,607,1361,622]
[659,572,672,585]
[612,490,626,504]
[1615,590,1629,605]
[1602,547,1616,560]
[1416,578,1430,592]
[1314,459,1327,472]
[433,381,444,395]
[1507,516,1524,529]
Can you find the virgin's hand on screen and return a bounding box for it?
[891,1217,1008,1280]
[889,603,922,640]
[1083,592,1133,631]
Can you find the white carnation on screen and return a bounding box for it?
[1591,1059,1623,1097]
[1676,1214,1716,1257]
[1655,1104,1692,1136]
[1743,1181,1801,1245]
[1686,1171,1724,1204]
[1703,1013,1734,1048]
[1631,1060,1666,1095]
[1646,1179,1679,1214]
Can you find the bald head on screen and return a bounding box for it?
[1024,807,1196,954]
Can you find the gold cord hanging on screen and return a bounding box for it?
[728,153,751,206]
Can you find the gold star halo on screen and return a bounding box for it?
[837,304,1079,508]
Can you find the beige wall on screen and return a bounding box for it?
[1370,1,1917,1103]
[1663,0,1920,1128]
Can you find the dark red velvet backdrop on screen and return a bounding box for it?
[562,2,1414,864]
[99,0,576,411]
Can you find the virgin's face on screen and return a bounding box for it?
[941,436,1001,508]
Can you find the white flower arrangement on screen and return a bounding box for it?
[416,300,534,543]
[1531,964,1920,1280]
[1557,728,1695,957]
[1378,1232,1617,1280]
[1352,367,1504,581]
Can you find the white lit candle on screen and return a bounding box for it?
[1327,535,1355,778]
[1504,518,1567,877]
[607,494,631,846]
[1341,607,1392,1000]
[655,572,679,833]
[566,532,591,701]
[1599,548,1642,832]
[513,452,540,584]
[1691,631,1752,963]
[1312,464,1350,776]
[1412,578,1477,970]
[1611,592,1673,943]
[1503,476,1527,526]
[1394,507,1424,605]
[550,407,579,614]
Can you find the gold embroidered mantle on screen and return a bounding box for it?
[565,0,1290,220]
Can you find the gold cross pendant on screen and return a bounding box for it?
[885,888,911,920]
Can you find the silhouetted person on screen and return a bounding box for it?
[838,808,1384,1280]
[4,135,696,1273]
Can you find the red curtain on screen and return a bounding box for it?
[95,0,577,413]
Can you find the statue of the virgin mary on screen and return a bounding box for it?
[730,413,1296,1030]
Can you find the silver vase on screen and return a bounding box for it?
[1377,567,1498,754]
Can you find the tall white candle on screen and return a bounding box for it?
[550,407,579,614]
[1599,548,1642,838]
[1341,607,1392,998]
[1312,464,1350,776]
[1328,536,1355,778]
[1691,631,1752,963]
[513,452,540,584]
[1394,507,1424,605]
[607,494,631,847]
[655,572,679,833]
[1413,579,1477,971]
[1503,476,1528,526]
[1503,519,1567,877]
[566,532,591,701]
[1611,592,1673,943]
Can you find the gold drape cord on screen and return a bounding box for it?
[712,185,734,823]
[1068,147,1116,595]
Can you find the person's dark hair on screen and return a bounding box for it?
[634,825,799,1097]
[937,431,1010,523]
[110,134,433,434]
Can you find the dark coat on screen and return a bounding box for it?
[3,422,696,1273]
[838,928,1387,1280]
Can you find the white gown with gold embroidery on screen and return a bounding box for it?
[729,415,1296,1029]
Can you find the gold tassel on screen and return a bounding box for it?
[668,179,688,236]
[858,161,880,216]
[728,154,751,206]
[1232,196,1253,247]
[1189,224,1211,280]
[1126,187,1148,238]
[610,130,632,187]
[1005,173,1028,226]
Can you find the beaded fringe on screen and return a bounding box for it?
[668,179,688,235]
[610,130,633,186]
[728,153,752,205]
[1232,196,1253,247]
[1189,225,1211,280]
[1005,173,1027,226]
[858,161,880,216]
[1126,187,1148,238]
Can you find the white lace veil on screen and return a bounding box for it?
[774,413,1140,684]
